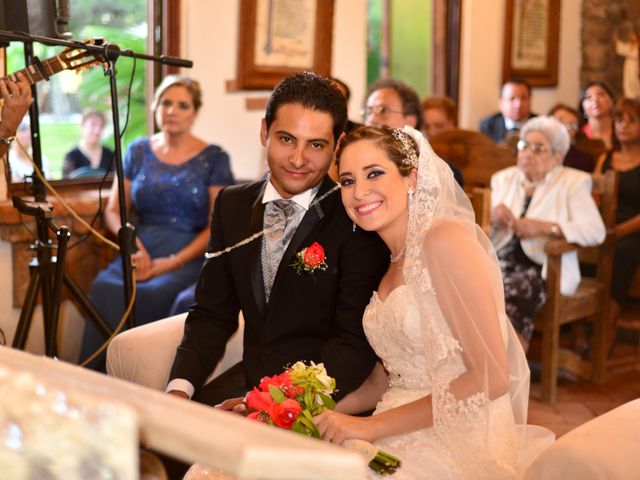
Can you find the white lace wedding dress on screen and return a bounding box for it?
[364,285,522,479]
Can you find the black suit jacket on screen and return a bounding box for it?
[170,176,389,400]
[479,112,537,143]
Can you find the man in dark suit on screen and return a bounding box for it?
[479,77,536,143]
[167,72,388,407]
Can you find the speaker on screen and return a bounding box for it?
[0,0,70,39]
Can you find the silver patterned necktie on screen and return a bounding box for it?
[262,199,298,300]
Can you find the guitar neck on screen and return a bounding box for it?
[3,56,65,87]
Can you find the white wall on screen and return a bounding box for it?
[458,0,582,129]
[182,0,368,181]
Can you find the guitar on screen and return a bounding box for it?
[1,39,104,91]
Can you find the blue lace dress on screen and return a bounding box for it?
[81,138,234,368]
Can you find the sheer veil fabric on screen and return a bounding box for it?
[400,126,554,476]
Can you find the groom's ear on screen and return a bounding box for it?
[260,118,268,147]
[333,131,345,153]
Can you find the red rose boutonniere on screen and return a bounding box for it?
[290,241,328,274]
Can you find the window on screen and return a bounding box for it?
[4,0,178,187]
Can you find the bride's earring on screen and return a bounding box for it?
[352,222,357,232]
[408,189,415,210]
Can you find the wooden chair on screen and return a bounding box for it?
[534,170,619,404]
[430,129,516,191]
[469,187,491,236]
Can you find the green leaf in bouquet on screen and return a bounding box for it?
[296,414,321,438]
[269,385,286,403]
[318,392,336,410]
[304,390,314,409]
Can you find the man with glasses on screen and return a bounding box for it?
[362,78,424,130]
[362,78,463,185]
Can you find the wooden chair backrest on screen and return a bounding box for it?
[579,170,619,267]
[430,129,516,190]
[468,187,491,236]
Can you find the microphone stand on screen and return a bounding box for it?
[0,29,192,355]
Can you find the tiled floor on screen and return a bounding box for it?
[527,303,640,437]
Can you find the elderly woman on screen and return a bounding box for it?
[490,116,606,350]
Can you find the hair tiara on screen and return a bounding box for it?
[391,129,419,167]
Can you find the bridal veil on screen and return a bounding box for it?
[400,127,553,477]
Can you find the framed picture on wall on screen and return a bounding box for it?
[502,0,561,87]
[235,0,334,90]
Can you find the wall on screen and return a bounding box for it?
[182,0,368,181]
[458,0,583,129]
[581,0,640,99]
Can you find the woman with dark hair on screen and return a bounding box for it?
[548,103,595,172]
[81,75,235,369]
[595,98,640,350]
[579,81,616,151]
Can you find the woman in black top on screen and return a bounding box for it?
[595,98,640,349]
[63,109,114,177]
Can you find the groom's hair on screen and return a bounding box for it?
[265,72,348,143]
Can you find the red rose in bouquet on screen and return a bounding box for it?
[269,399,302,429]
[244,362,401,475]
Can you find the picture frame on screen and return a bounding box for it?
[502,0,561,87]
[235,0,334,90]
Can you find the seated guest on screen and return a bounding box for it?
[480,77,536,143]
[363,78,463,185]
[594,98,640,350]
[63,109,114,178]
[579,81,616,151]
[548,103,595,172]
[421,95,457,139]
[490,116,605,351]
[81,75,234,369]
[9,120,51,181]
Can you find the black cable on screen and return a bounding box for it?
[68,55,137,251]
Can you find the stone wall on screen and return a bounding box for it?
[582,0,640,98]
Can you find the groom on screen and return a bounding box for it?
[167,72,388,406]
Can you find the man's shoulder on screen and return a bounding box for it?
[219,180,265,201]
[480,112,503,127]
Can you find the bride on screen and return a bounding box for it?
[314,126,553,478]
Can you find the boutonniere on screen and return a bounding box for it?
[291,242,328,274]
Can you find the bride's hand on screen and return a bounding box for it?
[314,410,376,445]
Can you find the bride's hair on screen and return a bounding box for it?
[335,125,418,176]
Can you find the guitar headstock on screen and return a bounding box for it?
[57,38,106,74]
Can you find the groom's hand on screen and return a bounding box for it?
[215,396,248,416]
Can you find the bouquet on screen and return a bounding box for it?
[245,361,401,475]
